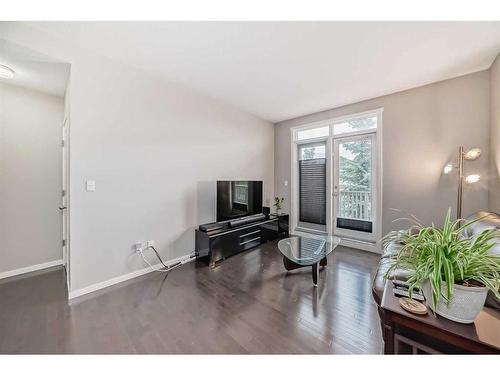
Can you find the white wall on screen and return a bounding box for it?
[275,71,491,236]
[68,55,274,292]
[0,82,63,274]
[0,24,275,294]
[489,53,500,213]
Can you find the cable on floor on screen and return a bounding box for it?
[139,245,194,273]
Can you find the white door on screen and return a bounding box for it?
[61,119,69,288]
[333,133,377,242]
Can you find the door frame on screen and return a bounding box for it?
[61,116,70,290]
[289,108,383,252]
[333,132,377,242]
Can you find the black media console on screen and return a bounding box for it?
[195,214,289,268]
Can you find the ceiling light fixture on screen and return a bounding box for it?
[0,64,15,79]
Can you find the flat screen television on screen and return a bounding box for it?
[217,180,263,222]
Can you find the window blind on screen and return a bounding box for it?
[299,158,326,225]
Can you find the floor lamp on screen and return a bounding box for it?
[443,146,481,220]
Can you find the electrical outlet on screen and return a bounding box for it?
[146,240,154,248]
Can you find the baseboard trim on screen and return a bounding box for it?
[68,253,195,300]
[340,238,382,254]
[0,259,63,280]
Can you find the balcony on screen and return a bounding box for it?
[338,190,372,221]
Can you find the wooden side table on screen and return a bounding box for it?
[379,282,500,354]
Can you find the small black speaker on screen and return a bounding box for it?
[262,206,270,216]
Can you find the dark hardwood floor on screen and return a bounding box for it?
[0,241,383,354]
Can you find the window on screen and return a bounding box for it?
[336,136,373,233]
[296,126,329,141]
[332,111,380,243]
[333,115,377,135]
[298,142,326,226]
[291,108,382,248]
[299,143,326,160]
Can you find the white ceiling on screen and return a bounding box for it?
[26,21,500,122]
[0,39,70,97]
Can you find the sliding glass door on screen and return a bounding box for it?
[334,133,376,241]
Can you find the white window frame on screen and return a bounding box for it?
[334,132,377,242]
[290,108,383,253]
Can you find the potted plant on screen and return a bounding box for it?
[273,197,284,215]
[384,209,500,323]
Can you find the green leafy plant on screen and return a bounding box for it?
[273,197,284,211]
[383,209,500,310]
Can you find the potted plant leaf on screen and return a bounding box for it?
[384,209,500,323]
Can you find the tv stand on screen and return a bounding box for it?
[228,213,266,228]
[195,214,289,268]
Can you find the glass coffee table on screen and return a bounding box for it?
[278,234,341,286]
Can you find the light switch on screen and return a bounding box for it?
[284,180,288,187]
[86,180,96,192]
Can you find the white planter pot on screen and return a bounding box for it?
[421,280,488,324]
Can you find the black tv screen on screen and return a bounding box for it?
[217,181,263,222]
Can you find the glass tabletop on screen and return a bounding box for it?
[277,234,341,266]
